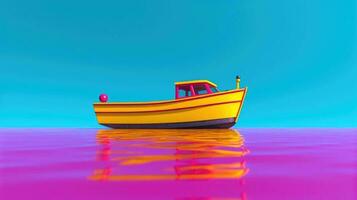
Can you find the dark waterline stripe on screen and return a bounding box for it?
[100,118,236,129]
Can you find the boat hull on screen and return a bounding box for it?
[93,88,247,129]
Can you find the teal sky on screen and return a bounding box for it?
[1,0,356,127]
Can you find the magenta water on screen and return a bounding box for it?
[0,128,356,200]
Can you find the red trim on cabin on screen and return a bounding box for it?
[175,86,179,99]
[175,82,215,99]
[189,84,196,96]
[205,83,213,94]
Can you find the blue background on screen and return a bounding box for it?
[1,0,356,127]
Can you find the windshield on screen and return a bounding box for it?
[210,86,219,93]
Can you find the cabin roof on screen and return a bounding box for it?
[175,80,217,87]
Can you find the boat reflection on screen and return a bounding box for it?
[89,129,249,181]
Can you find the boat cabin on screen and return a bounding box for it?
[175,80,219,99]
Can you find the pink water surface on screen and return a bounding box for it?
[0,128,356,200]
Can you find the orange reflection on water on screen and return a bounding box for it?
[89,129,249,181]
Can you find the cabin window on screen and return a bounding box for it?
[193,84,209,95]
[177,85,194,98]
[210,86,219,93]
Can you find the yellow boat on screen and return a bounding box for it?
[93,76,247,129]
